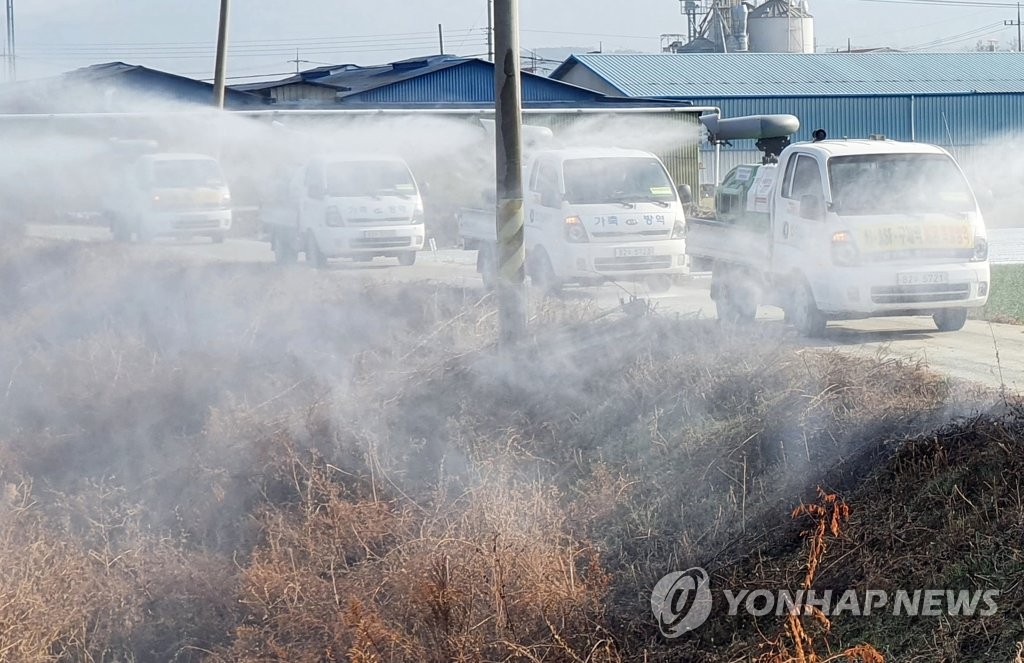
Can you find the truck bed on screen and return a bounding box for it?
[457,207,496,245]
[685,216,772,272]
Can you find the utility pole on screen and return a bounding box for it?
[438,23,445,55]
[4,0,15,82]
[213,0,230,108]
[1006,3,1022,52]
[493,0,527,345]
[487,0,494,61]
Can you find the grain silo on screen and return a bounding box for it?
[748,0,814,54]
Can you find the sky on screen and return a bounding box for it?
[4,0,1024,82]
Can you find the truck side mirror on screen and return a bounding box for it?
[308,182,326,200]
[677,184,694,205]
[799,194,825,221]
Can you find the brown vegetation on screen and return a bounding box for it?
[0,238,1020,662]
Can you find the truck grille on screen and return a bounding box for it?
[351,237,412,250]
[862,248,974,263]
[173,219,222,230]
[871,283,971,305]
[347,217,411,226]
[594,256,672,272]
[591,230,671,239]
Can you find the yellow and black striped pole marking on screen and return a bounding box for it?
[497,198,525,281]
[496,196,526,343]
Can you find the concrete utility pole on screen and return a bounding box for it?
[493,0,527,345]
[1006,3,1023,52]
[438,23,445,55]
[487,0,494,61]
[4,0,15,82]
[213,0,230,108]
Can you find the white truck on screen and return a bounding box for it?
[104,152,233,243]
[686,113,990,336]
[262,154,425,268]
[458,146,690,293]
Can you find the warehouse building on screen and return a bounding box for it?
[0,62,264,112]
[550,52,1024,188]
[231,54,708,189]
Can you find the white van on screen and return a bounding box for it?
[263,155,425,267]
[106,153,232,243]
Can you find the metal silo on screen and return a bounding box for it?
[748,0,815,53]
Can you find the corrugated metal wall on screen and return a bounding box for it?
[688,93,1024,186]
[271,84,337,104]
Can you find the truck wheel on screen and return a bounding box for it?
[788,281,828,338]
[933,307,968,332]
[272,233,298,265]
[135,221,154,244]
[110,216,131,242]
[646,274,673,294]
[210,233,225,244]
[397,251,417,267]
[713,264,756,324]
[305,232,327,270]
[527,249,561,296]
[478,245,497,291]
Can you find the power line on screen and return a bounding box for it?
[854,0,1022,7]
[19,28,481,49]
[20,39,490,60]
[20,30,485,55]
[902,20,1006,48]
[17,41,491,64]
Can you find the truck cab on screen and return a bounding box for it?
[770,138,988,331]
[106,153,233,243]
[461,147,689,292]
[688,128,990,335]
[268,155,425,267]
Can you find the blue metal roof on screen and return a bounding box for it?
[551,52,1024,98]
[235,56,610,106]
[349,59,610,105]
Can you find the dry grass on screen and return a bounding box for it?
[0,237,1020,661]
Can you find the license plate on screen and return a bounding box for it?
[363,229,397,238]
[615,247,654,258]
[898,272,948,286]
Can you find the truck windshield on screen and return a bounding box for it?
[828,154,975,216]
[563,157,677,205]
[326,161,417,198]
[152,159,224,188]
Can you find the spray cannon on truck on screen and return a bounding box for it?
[458,119,691,294]
[686,112,990,336]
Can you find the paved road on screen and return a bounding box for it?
[26,223,1024,392]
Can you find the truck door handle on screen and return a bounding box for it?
[782,222,790,239]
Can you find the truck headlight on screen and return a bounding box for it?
[973,236,988,261]
[412,209,425,225]
[565,215,588,243]
[671,218,686,239]
[325,206,344,228]
[831,231,860,266]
